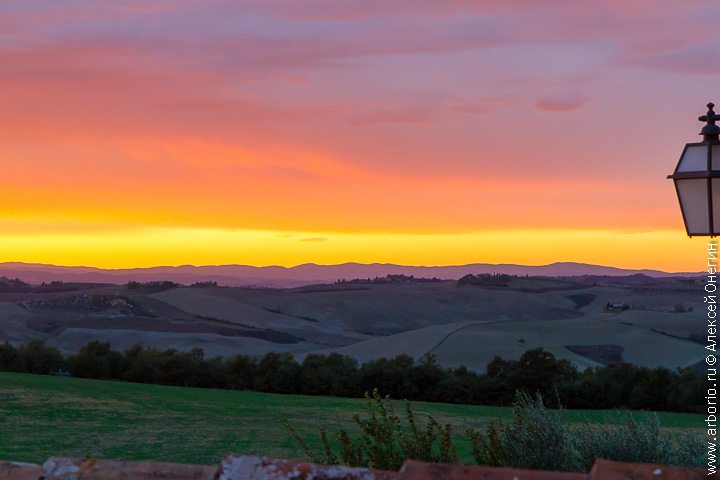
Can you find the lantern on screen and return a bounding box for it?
[668,102,720,237]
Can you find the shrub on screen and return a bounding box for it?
[466,392,577,471]
[285,389,458,470]
[573,414,705,470]
[287,390,706,472]
[664,431,707,467]
[469,394,706,472]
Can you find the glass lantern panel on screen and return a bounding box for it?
[714,179,720,235]
[713,145,720,171]
[677,145,709,172]
[677,178,709,234]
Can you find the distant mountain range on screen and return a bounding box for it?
[0,262,701,288]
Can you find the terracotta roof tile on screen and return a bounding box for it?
[589,459,706,480]
[398,460,590,480]
[0,460,41,480]
[215,454,397,480]
[42,456,216,480]
[0,455,707,480]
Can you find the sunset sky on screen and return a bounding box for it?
[1,0,719,271]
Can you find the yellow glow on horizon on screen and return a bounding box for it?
[0,227,703,272]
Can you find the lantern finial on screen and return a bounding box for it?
[699,102,720,142]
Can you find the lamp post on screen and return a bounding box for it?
[668,102,720,237]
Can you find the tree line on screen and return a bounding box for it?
[0,341,704,413]
[0,276,79,293]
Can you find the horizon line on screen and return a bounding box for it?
[0,260,702,275]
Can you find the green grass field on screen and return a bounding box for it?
[0,372,704,465]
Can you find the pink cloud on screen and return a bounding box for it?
[535,93,587,112]
[351,104,435,126]
[445,96,518,116]
[631,42,720,75]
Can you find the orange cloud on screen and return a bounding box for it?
[0,1,712,270]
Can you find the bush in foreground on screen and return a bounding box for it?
[285,389,458,470]
[288,391,706,472]
[573,414,706,471]
[466,392,575,471]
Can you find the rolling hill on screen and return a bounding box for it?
[0,273,705,372]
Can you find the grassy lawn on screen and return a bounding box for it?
[0,372,705,465]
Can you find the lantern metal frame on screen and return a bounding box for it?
[667,102,720,237]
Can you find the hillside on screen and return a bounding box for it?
[0,275,704,371]
[317,311,705,371]
[0,372,702,465]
